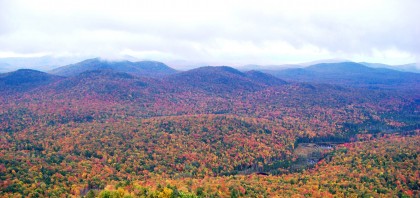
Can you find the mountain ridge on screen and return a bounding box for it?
[49,58,178,77]
[264,62,420,90]
[166,66,287,94]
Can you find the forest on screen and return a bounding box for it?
[0,63,419,197]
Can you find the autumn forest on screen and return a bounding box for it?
[0,59,419,197]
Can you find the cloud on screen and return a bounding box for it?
[0,0,419,65]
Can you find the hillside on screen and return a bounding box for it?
[50,58,177,77]
[244,70,288,86]
[166,66,287,94]
[0,69,62,92]
[50,70,161,100]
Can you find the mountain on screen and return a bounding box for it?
[245,70,287,86]
[50,58,177,77]
[360,62,420,73]
[396,63,420,73]
[166,66,286,94]
[0,62,13,73]
[0,69,62,92]
[266,62,420,90]
[306,62,374,73]
[239,64,301,71]
[51,69,164,101]
[0,65,287,100]
[238,59,350,71]
[297,58,351,67]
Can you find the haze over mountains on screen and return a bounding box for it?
[263,62,420,90]
[0,56,419,73]
[359,62,419,73]
[0,56,87,73]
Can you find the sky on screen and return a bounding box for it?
[0,0,419,67]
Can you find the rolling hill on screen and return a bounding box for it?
[0,69,62,92]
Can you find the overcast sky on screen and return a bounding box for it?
[0,0,419,66]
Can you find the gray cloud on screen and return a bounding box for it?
[0,0,419,66]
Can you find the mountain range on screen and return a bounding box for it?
[1,58,418,145]
[359,62,419,73]
[1,56,419,73]
[1,59,419,94]
[263,62,420,90]
[1,58,419,197]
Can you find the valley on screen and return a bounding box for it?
[0,59,419,197]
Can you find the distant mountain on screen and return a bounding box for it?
[238,59,350,71]
[239,64,300,71]
[0,62,13,73]
[0,69,62,92]
[360,62,420,73]
[245,70,287,86]
[166,66,286,94]
[265,62,420,90]
[298,58,351,67]
[396,63,420,73]
[306,62,375,73]
[50,58,177,77]
[0,56,87,72]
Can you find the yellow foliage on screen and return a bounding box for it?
[158,187,173,198]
